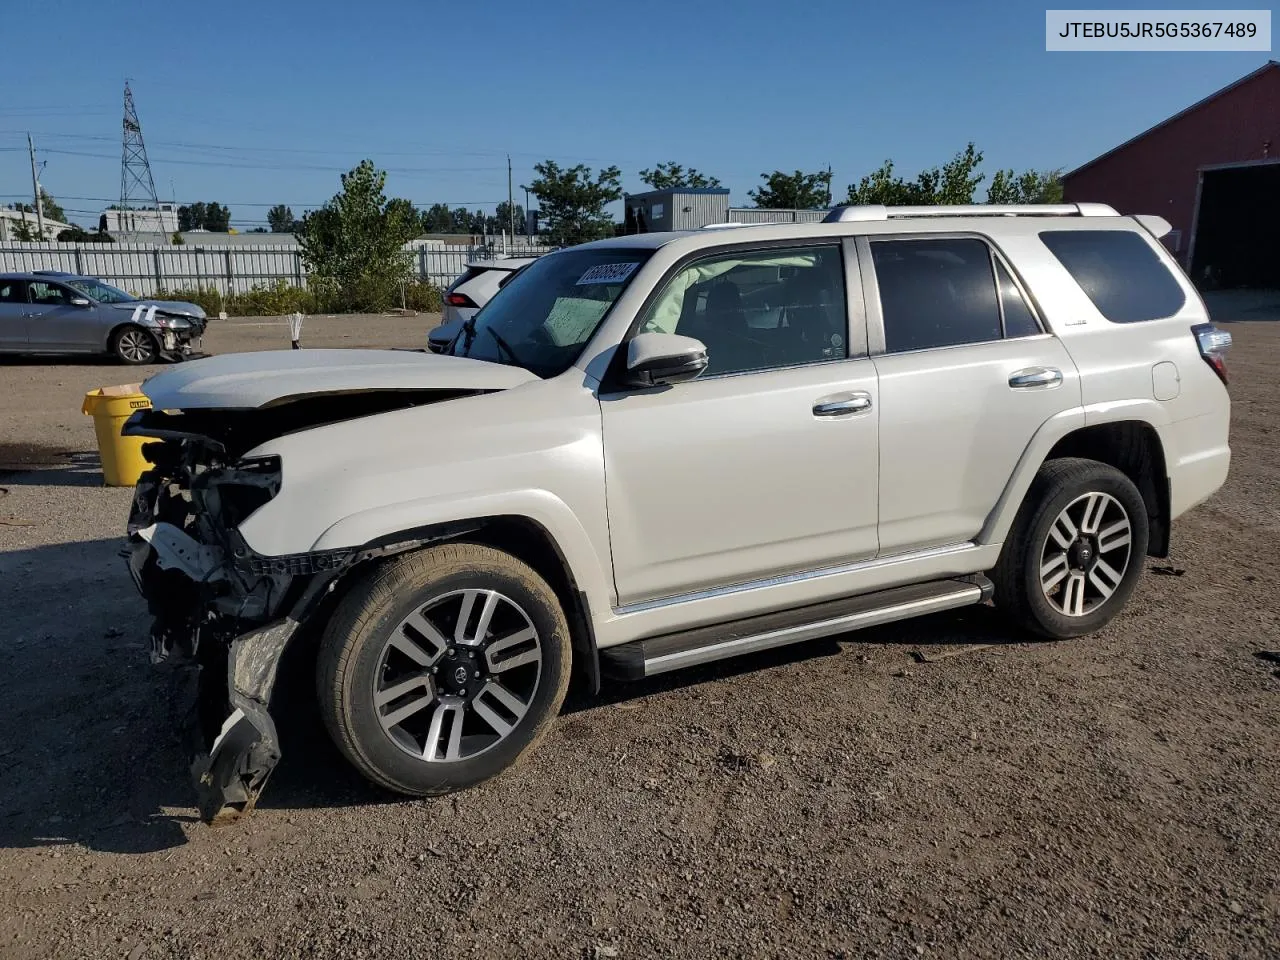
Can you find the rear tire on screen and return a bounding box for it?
[316,543,572,796]
[110,325,158,364]
[992,458,1149,639]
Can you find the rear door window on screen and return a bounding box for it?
[0,280,27,303]
[871,238,1002,353]
[996,261,1042,338]
[1039,229,1186,322]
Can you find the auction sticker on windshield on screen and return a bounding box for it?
[576,262,639,286]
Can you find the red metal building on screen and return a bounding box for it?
[1062,61,1280,288]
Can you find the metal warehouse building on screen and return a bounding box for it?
[1062,60,1280,289]
[622,187,730,232]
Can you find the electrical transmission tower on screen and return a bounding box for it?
[119,81,160,233]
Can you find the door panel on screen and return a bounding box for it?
[873,336,1079,552]
[601,360,880,606]
[25,282,100,351]
[0,279,28,349]
[861,234,1082,554]
[602,240,878,607]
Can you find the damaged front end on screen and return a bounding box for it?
[123,409,355,824]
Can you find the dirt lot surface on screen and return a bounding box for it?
[1,311,1277,959]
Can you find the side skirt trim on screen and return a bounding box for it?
[601,576,988,679]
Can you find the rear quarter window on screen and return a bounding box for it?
[1039,229,1186,323]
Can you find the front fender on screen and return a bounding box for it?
[312,489,617,613]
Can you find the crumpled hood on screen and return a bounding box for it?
[140,348,539,410]
[110,300,207,321]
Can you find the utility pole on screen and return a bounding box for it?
[507,155,515,249]
[27,134,45,239]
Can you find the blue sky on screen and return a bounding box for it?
[0,0,1271,229]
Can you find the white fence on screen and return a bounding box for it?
[0,239,553,295]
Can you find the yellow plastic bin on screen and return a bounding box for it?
[82,384,153,487]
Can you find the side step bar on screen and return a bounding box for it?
[600,576,991,680]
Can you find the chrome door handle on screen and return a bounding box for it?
[813,392,872,417]
[1008,367,1063,389]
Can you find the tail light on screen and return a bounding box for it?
[1192,323,1232,385]
[446,292,478,308]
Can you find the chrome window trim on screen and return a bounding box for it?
[612,541,976,615]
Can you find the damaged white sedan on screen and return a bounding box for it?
[122,212,1230,823]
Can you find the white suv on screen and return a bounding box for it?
[122,203,1232,822]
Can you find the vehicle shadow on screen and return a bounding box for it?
[0,532,1028,854]
[0,537,196,855]
[0,354,145,368]
[0,449,104,487]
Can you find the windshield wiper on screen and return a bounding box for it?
[483,326,523,367]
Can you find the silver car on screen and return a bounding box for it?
[0,270,207,364]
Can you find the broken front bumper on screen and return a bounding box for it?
[156,330,202,361]
[125,469,329,824]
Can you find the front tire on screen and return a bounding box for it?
[317,544,572,796]
[993,458,1149,639]
[110,324,158,364]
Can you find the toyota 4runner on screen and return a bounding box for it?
[121,202,1232,822]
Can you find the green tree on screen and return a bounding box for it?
[267,204,297,233]
[40,190,65,223]
[934,143,985,204]
[528,160,622,246]
[178,202,205,231]
[639,162,722,190]
[296,159,417,312]
[177,201,230,231]
[56,225,114,243]
[171,230,184,245]
[11,219,42,241]
[845,144,986,206]
[987,168,1064,204]
[495,201,526,236]
[384,198,422,239]
[844,160,930,206]
[749,169,833,209]
[422,203,454,234]
[203,202,231,232]
[15,189,66,224]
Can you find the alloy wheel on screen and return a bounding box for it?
[117,329,155,363]
[1039,492,1133,617]
[372,589,543,763]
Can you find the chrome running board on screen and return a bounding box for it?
[599,576,991,679]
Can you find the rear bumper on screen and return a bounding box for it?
[1160,409,1232,520]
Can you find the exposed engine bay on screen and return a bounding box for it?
[121,390,481,823]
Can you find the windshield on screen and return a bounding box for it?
[448,248,652,377]
[64,277,137,304]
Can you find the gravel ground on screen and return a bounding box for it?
[0,310,1277,960]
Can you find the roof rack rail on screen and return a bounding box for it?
[821,202,1118,223]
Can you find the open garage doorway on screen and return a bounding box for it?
[1190,160,1280,289]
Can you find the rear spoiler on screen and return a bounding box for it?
[1133,214,1172,239]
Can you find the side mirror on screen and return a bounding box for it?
[623,332,708,388]
[427,319,462,354]
[70,297,92,307]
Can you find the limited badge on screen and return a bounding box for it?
[830,333,844,348]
